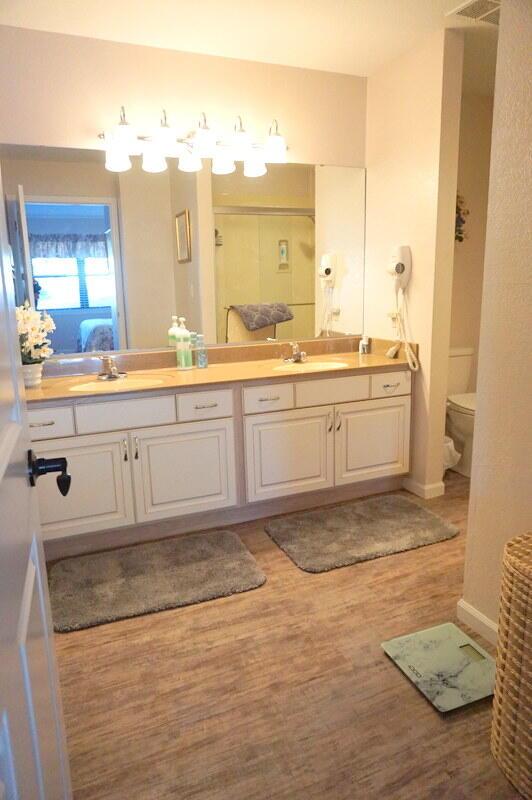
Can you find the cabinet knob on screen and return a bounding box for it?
[134,437,139,460]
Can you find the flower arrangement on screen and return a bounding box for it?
[16,301,55,364]
[455,193,469,242]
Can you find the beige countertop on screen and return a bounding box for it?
[26,352,410,404]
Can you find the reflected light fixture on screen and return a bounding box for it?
[212,145,236,175]
[265,119,287,163]
[243,146,267,178]
[142,140,167,173]
[178,147,203,173]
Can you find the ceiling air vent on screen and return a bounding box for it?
[447,0,501,25]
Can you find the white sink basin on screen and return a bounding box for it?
[273,360,349,373]
[69,377,165,392]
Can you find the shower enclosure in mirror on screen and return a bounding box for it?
[0,144,365,355]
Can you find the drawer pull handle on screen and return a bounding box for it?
[327,411,333,432]
[258,396,281,402]
[194,402,218,409]
[336,411,342,431]
[122,439,128,462]
[29,421,55,428]
[134,436,139,460]
[383,382,401,390]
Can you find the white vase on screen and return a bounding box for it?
[22,362,43,388]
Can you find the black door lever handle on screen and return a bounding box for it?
[28,449,72,496]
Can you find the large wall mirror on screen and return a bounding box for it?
[0,144,365,356]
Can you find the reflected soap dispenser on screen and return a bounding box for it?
[168,315,179,347]
[176,317,193,370]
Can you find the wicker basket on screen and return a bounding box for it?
[491,533,531,799]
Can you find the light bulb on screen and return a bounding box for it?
[212,146,236,175]
[243,147,267,178]
[232,116,252,161]
[153,110,182,158]
[105,145,131,173]
[193,112,218,158]
[265,119,287,163]
[142,140,167,173]
[178,149,203,173]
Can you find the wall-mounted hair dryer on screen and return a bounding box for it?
[319,253,336,284]
[387,245,412,294]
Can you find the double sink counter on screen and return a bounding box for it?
[26,351,413,554]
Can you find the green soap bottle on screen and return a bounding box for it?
[176,317,193,370]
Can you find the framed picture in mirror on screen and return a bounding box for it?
[176,209,191,263]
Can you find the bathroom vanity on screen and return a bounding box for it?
[26,353,412,553]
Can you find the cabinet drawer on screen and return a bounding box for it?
[295,375,369,408]
[177,389,233,422]
[28,406,75,440]
[75,395,176,434]
[243,383,294,414]
[371,370,411,399]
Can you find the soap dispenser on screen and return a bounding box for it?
[168,315,179,347]
[176,317,193,370]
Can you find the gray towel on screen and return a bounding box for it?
[230,303,293,331]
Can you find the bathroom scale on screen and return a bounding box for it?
[381,622,495,713]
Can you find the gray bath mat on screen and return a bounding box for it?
[265,494,458,573]
[49,530,266,632]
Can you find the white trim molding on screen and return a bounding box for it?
[402,478,445,499]
[457,598,498,646]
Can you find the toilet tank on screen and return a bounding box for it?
[447,347,474,395]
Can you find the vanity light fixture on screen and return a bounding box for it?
[153,109,183,159]
[265,119,287,163]
[193,112,218,159]
[231,116,252,161]
[100,108,287,175]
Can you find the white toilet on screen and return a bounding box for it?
[446,347,476,477]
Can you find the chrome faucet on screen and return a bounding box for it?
[98,355,126,380]
[284,341,307,364]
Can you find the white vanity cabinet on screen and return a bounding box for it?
[130,418,237,522]
[33,432,135,539]
[334,396,411,485]
[244,406,335,502]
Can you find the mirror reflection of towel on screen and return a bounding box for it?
[230,303,293,332]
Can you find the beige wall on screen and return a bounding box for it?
[315,166,366,336]
[0,156,117,199]
[450,93,493,389]
[212,164,315,208]
[0,25,366,168]
[458,0,532,642]
[118,162,176,348]
[364,29,464,499]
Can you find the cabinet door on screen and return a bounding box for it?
[335,396,411,485]
[131,419,237,522]
[245,406,334,502]
[34,432,135,539]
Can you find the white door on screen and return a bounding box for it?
[131,419,237,522]
[244,405,334,502]
[335,396,411,485]
[34,432,135,540]
[0,169,71,797]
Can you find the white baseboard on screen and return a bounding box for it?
[402,478,445,499]
[457,598,498,645]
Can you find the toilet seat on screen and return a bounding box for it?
[447,392,476,416]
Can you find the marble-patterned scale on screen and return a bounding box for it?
[382,622,495,712]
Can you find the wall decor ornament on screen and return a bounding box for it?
[455,193,470,242]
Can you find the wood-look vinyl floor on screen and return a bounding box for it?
[53,474,519,800]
